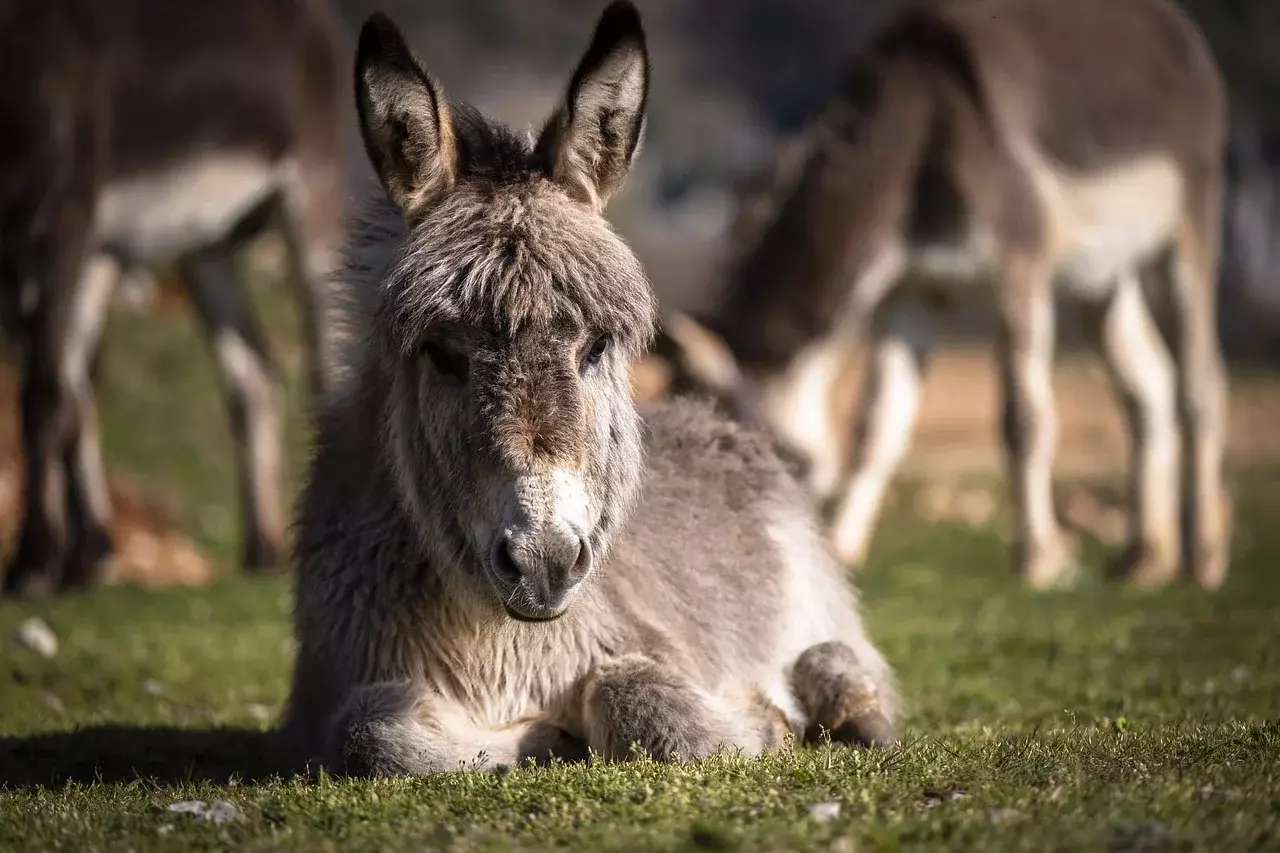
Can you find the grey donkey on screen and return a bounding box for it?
[0,0,348,595]
[653,0,1231,591]
[280,3,899,777]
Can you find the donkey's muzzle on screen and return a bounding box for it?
[489,528,592,620]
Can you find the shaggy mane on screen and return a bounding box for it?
[332,101,656,376]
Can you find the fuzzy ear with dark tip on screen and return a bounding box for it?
[536,1,650,213]
[354,13,457,220]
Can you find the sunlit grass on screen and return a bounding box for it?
[1,269,1277,851]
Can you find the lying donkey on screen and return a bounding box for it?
[654,0,1231,590]
[0,0,348,595]
[281,3,897,775]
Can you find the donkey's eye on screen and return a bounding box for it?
[581,333,611,374]
[421,341,468,381]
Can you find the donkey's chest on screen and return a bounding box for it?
[418,625,608,728]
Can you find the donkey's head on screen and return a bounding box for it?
[355,4,654,622]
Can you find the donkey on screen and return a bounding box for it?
[281,3,898,777]
[0,0,348,596]
[653,0,1232,590]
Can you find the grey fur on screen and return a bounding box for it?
[281,3,897,776]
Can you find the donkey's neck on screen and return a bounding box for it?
[396,548,623,723]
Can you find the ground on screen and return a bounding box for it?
[1,253,1278,851]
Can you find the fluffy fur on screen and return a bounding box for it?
[282,2,898,776]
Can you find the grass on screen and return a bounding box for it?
[1,265,1279,851]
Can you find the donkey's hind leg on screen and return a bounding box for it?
[791,640,898,749]
[329,682,586,777]
[178,242,286,574]
[1086,270,1180,587]
[59,255,122,589]
[1166,190,1232,589]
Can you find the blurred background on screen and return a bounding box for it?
[324,0,1280,355]
[1,0,1279,584]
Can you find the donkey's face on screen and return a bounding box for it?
[355,4,655,621]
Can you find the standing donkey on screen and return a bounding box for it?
[0,0,348,596]
[653,0,1232,590]
[282,3,898,776]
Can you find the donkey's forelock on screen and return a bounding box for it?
[380,179,656,355]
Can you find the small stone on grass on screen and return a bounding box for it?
[922,787,967,807]
[167,800,239,824]
[808,801,841,823]
[13,617,58,658]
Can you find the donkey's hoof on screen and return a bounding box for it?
[829,529,870,572]
[61,537,117,591]
[1108,543,1178,590]
[830,710,899,749]
[243,540,287,576]
[1,563,61,599]
[58,559,115,592]
[1189,551,1229,591]
[1018,538,1080,590]
[1187,500,1232,591]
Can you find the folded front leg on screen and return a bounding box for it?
[581,654,786,762]
[791,641,898,748]
[326,681,585,777]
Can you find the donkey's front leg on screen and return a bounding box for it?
[996,257,1076,588]
[5,227,114,595]
[829,295,934,567]
[179,242,287,575]
[581,655,771,762]
[328,681,585,777]
[791,640,898,749]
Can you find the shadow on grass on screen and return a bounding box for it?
[0,726,291,788]
[0,725,594,789]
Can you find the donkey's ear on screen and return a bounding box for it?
[536,1,649,213]
[355,14,457,220]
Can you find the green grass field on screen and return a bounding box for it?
[1,269,1278,851]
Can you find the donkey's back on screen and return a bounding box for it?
[1,0,345,264]
[929,0,1224,290]
[708,0,1224,352]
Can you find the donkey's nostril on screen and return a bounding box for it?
[490,532,592,593]
[569,536,592,580]
[491,536,522,584]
